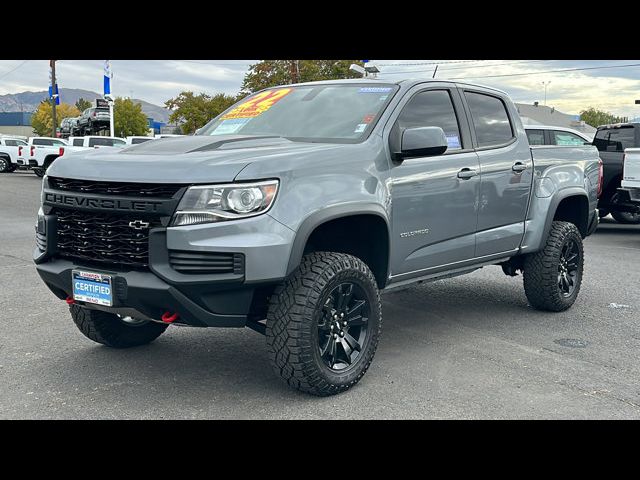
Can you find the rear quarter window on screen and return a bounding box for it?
[526,129,545,145]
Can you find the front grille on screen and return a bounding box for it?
[35,231,46,251]
[169,250,244,275]
[48,177,182,198]
[55,209,161,268]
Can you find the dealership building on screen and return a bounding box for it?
[0,112,35,137]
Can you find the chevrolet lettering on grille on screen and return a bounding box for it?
[44,192,163,212]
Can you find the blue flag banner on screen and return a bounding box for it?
[104,60,112,96]
[49,84,60,105]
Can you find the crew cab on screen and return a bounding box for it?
[35,79,601,396]
[0,137,28,173]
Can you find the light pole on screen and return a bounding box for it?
[541,81,551,107]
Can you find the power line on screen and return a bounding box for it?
[382,60,549,75]
[378,62,640,80]
[376,60,484,66]
[0,60,29,81]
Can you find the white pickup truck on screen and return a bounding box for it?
[19,136,126,177]
[16,137,69,177]
[621,148,640,211]
[0,137,29,173]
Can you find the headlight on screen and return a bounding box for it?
[171,180,279,226]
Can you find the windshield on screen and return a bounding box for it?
[198,84,399,143]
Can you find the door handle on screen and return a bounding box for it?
[512,162,527,173]
[457,168,478,179]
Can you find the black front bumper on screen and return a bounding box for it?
[35,254,259,328]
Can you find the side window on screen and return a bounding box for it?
[5,140,17,146]
[73,139,84,146]
[33,139,52,146]
[464,91,514,148]
[395,90,463,150]
[526,129,545,145]
[552,131,586,146]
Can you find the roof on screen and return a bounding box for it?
[515,103,596,135]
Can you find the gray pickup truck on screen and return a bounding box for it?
[34,79,601,396]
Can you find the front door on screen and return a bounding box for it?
[388,88,480,277]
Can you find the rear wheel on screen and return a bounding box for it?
[523,221,584,312]
[33,167,45,177]
[610,211,640,224]
[70,305,168,348]
[266,252,382,396]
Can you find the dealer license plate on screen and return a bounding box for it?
[72,270,113,306]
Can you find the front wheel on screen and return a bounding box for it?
[610,211,640,224]
[523,221,584,312]
[70,305,168,348]
[266,252,382,396]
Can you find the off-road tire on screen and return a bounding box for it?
[610,211,640,224]
[70,305,168,348]
[266,252,382,396]
[523,221,584,312]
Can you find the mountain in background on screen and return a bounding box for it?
[0,88,171,123]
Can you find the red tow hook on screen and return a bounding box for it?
[66,296,76,305]
[161,311,179,324]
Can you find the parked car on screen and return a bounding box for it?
[35,79,600,396]
[77,107,110,134]
[619,148,640,213]
[0,137,29,173]
[59,117,78,138]
[524,125,593,146]
[592,123,640,223]
[125,136,155,145]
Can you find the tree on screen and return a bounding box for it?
[241,60,365,95]
[164,91,237,134]
[579,107,628,128]
[113,97,150,137]
[75,97,92,112]
[31,101,80,136]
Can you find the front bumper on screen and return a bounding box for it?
[34,213,296,328]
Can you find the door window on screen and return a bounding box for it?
[464,91,514,147]
[552,130,586,146]
[395,90,463,150]
[526,129,545,145]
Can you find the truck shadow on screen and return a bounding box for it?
[36,273,537,414]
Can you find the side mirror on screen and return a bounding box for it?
[398,126,448,160]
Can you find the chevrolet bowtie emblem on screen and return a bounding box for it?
[128,220,150,230]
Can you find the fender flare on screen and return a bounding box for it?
[285,203,391,277]
[541,187,589,241]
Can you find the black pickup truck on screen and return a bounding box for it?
[593,123,640,223]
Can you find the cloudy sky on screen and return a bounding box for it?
[1,59,640,117]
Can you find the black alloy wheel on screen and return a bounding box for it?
[558,238,580,297]
[317,282,370,371]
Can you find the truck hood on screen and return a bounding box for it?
[46,135,346,183]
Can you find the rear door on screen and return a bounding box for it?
[461,89,533,257]
[388,85,480,276]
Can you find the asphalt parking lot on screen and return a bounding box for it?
[1,170,639,419]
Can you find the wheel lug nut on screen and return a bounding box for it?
[333,334,338,339]
[334,314,338,320]
[343,321,347,326]
[340,313,344,318]
[340,331,344,337]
